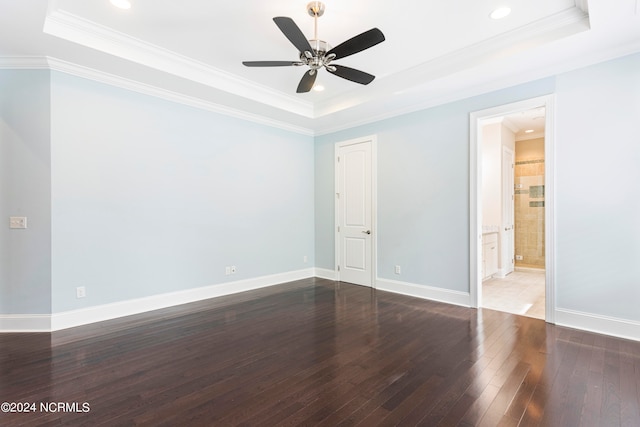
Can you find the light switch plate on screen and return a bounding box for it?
[9,217,27,229]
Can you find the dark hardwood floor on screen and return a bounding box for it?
[1,278,639,426]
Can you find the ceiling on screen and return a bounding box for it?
[481,105,546,142]
[1,0,639,135]
[506,107,546,141]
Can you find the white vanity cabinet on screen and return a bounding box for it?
[482,233,499,280]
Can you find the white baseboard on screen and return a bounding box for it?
[0,314,51,332]
[6,272,639,343]
[375,278,471,308]
[314,267,336,281]
[51,268,315,331]
[1,269,314,333]
[555,308,640,342]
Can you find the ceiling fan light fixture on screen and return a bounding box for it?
[110,0,131,10]
[242,3,385,93]
[313,84,325,92]
[490,7,511,20]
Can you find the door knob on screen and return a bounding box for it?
[362,230,371,235]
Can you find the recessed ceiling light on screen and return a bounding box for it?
[490,7,511,20]
[525,129,534,133]
[313,84,325,92]
[110,0,131,10]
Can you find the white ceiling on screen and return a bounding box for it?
[1,0,639,135]
[508,107,547,140]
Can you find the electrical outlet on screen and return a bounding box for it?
[303,255,308,263]
[394,265,401,275]
[225,266,231,275]
[231,266,237,274]
[9,216,27,229]
[76,286,86,299]
[515,255,523,261]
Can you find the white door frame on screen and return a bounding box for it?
[501,145,515,277]
[334,135,378,287]
[470,95,556,323]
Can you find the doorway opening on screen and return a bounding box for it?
[470,96,555,323]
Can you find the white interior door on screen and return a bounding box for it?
[502,146,515,276]
[336,138,374,287]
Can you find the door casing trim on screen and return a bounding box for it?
[470,95,556,323]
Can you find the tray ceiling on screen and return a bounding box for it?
[1,0,639,134]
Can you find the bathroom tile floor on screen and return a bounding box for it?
[482,269,545,320]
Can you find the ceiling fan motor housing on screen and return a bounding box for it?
[300,39,336,72]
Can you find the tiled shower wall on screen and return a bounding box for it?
[514,159,545,268]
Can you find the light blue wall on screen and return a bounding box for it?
[0,70,52,314]
[315,51,640,323]
[2,51,639,326]
[315,79,556,292]
[555,53,640,321]
[49,72,314,312]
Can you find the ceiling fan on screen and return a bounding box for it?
[242,1,385,93]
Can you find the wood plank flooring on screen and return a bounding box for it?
[1,277,639,426]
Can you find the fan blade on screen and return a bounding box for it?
[243,61,301,67]
[326,28,385,60]
[328,65,375,85]
[273,17,313,54]
[296,70,317,93]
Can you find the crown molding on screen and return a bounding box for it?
[42,3,589,124]
[575,0,589,14]
[314,5,590,119]
[0,56,314,136]
[315,35,640,136]
[0,56,50,69]
[43,8,314,119]
[6,3,638,138]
